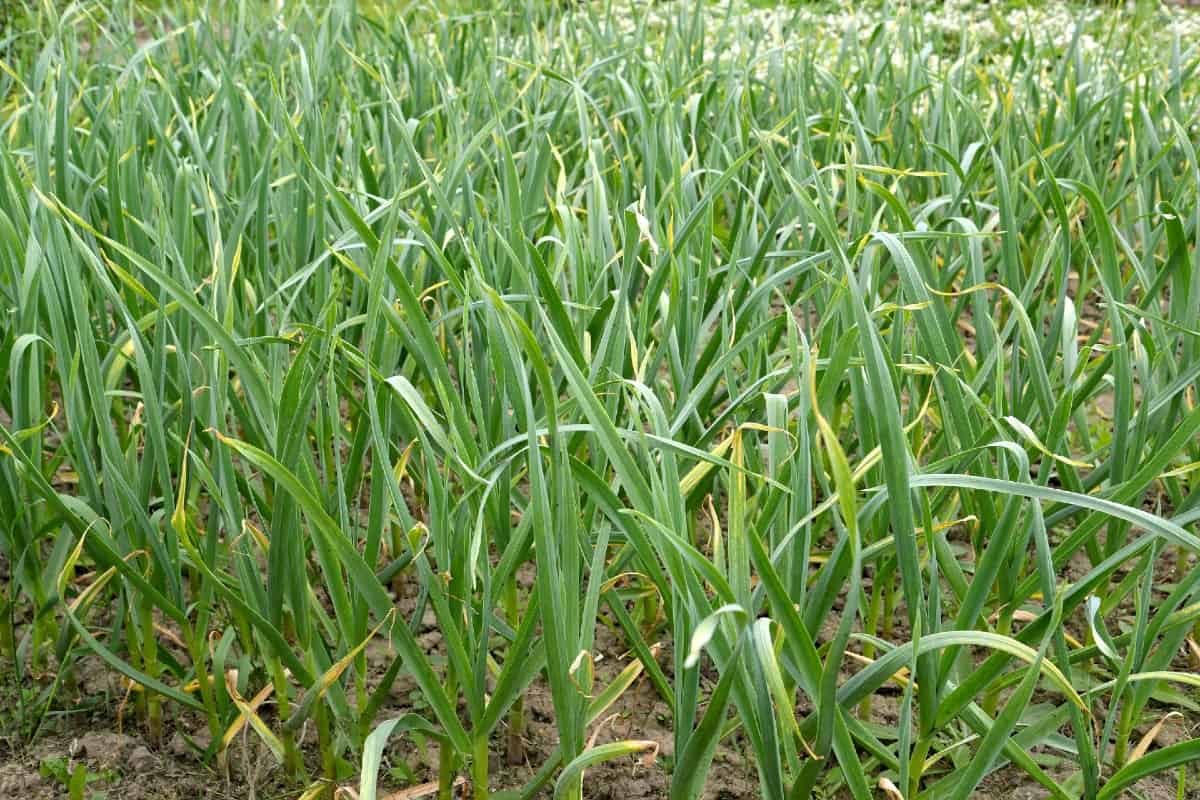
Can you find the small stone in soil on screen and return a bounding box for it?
[128,746,157,773]
[169,732,189,757]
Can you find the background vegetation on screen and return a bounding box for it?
[2,1,1200,798]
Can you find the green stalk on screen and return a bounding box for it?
[270,658,305,782]
[882,575,898,640]
[140,602,162,746]
[503,579,525,767]
[983,607,1014,718]
[908,735,933,799]
[185,628,222,752]
[439,667,459,800]
[0,597,14,662]
[860,560,895,719]
[472,734,490,800]
[1113,699,1136,768]
[317,701,336,797]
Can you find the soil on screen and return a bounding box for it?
[2,493,1197,800]
[0,615,744,800]
[5,580,1197,800]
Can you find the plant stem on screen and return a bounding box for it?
[908,735,933,798]
[317,701,336,797]
[472,734,490,800]
[140,602,162,746]
[983,607,1013,718]
[503,579,525,766]
[1113,699,1136,767]
[439,666,459,800]
[271,659,305,781]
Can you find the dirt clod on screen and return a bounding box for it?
[0,765,42,796]
[129,745,157,773]
[169,732,189,757]
[75,731,136,766]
